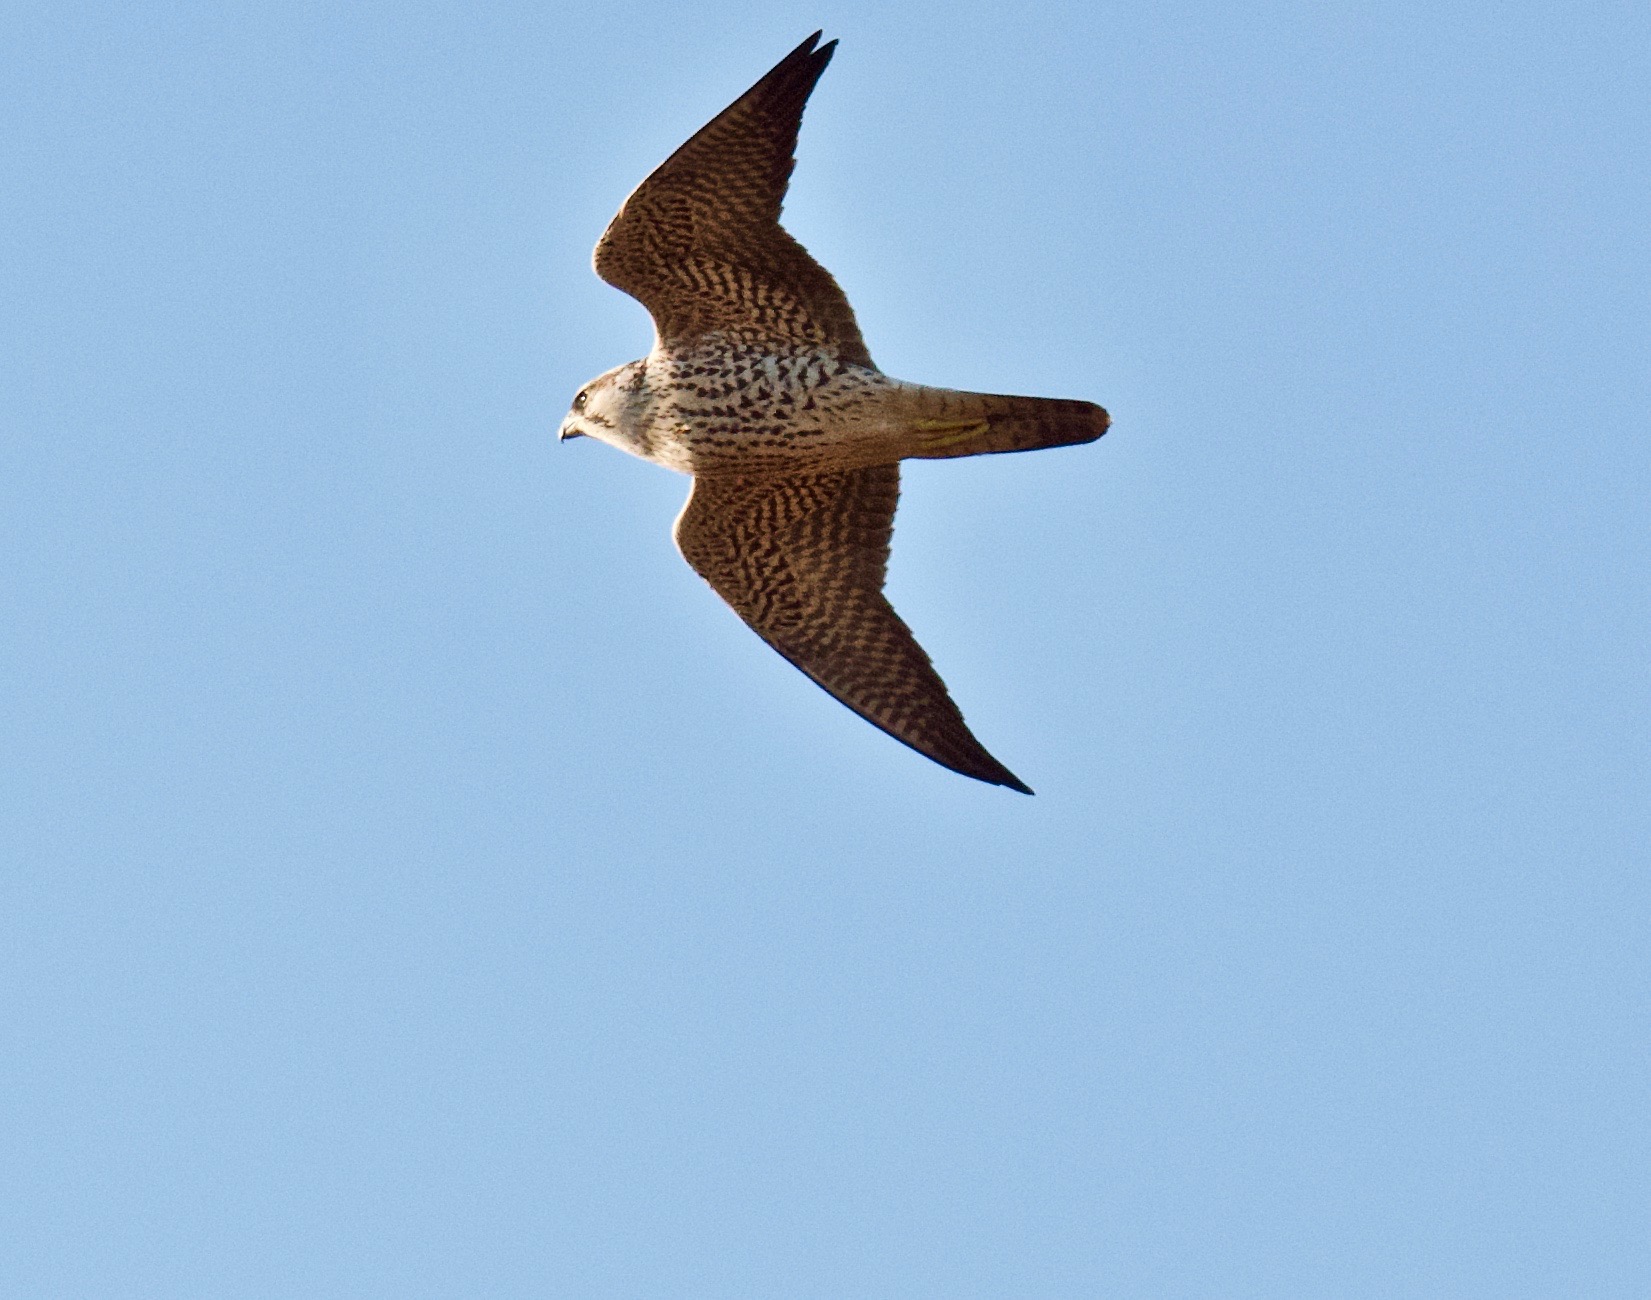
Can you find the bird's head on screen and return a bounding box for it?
[558,360,649,451]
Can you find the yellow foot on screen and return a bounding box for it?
[913,418,990,452]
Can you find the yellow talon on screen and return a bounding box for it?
[914,418,989,450]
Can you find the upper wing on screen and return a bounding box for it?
[593,32,873,366]
[674,465,1032,793]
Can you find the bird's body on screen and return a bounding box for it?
[560,34,1109,793]
[575,341,895,475]
[581,341,1104,477]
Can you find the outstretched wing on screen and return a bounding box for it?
[674,466,1032,793]
[593,32,873,366]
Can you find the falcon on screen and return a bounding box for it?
[558,32,1109,793]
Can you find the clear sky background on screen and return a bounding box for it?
[4,1,1646,1295]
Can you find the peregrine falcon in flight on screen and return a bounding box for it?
[559,33,1109,793]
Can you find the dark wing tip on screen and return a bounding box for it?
[964,752,1034,795]
[998,770,1036,796]
[766,31,837,107]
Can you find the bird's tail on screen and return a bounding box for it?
[887,384,1110,461]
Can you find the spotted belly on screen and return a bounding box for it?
[641,341,898,475]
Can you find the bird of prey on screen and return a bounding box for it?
[558,33,1109,793]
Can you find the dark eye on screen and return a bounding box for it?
[573,389,588,412]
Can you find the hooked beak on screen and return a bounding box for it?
[558,419,583,443]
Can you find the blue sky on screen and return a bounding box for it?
[4,1,1646,1294]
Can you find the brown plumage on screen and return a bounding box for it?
[674,465,1031,793]
[593,34,873,366]
[560,33,1110,793]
